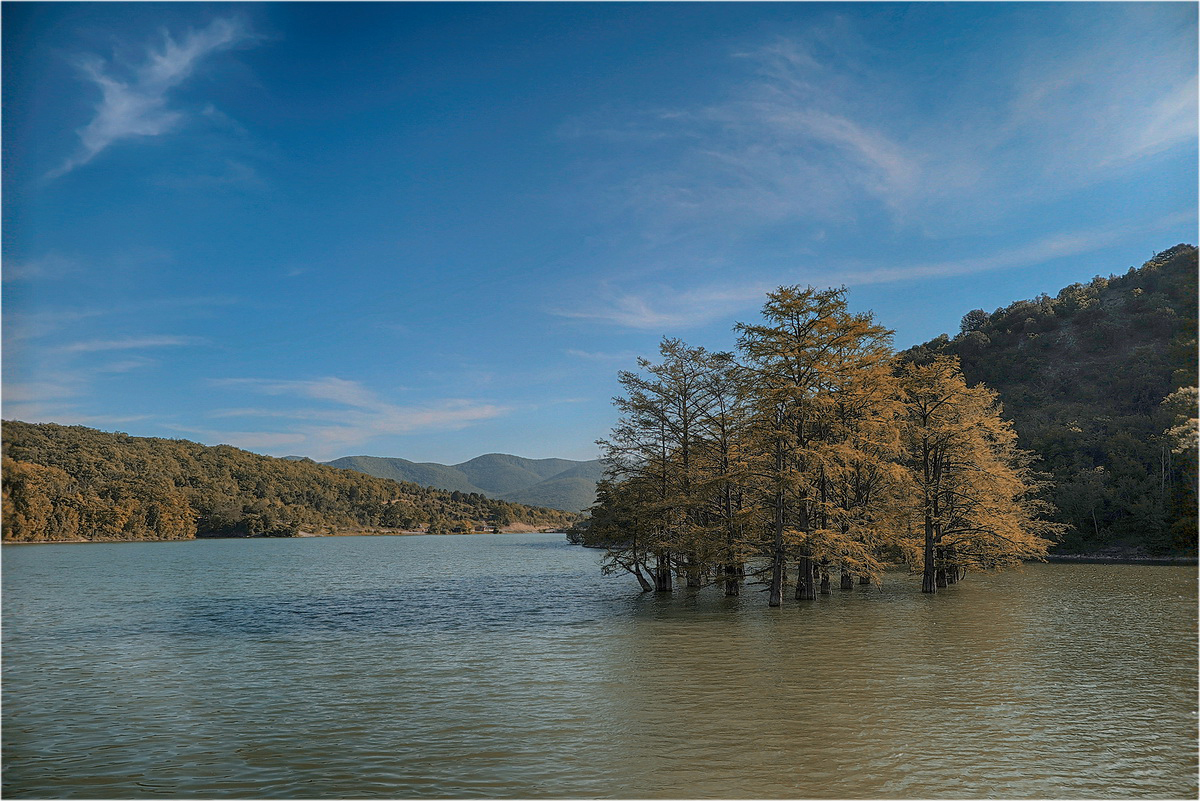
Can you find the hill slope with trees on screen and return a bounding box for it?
[902,244,1197,555]
[1,422,580,542]
[325,453,604,512]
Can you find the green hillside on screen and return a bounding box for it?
[500,476,600,512]
[1,422,580,542]
[456,454,585,495]
[534,459,608,483]
[325,452,603,512]
[902,244,1198,555]
[453,454,552,495]
[325,455,479,493]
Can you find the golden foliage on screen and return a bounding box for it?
[590,286,1061,601]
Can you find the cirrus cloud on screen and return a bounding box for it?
[49,17,254,179]
[199,377,513,460]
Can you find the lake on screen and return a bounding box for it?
[2,533,1196,798]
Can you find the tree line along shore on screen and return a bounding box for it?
[1,422,580,543]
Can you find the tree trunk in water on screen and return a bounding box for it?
[840,571,854,590]
[769,554,783,607]
[655,552,672,592]
[630,540,654,592]
[634,568,654,592]
[934,546,948,588]
[768,515,784,606]
[769,478,785,607]
[858,574,871,586]
[795,555,816,600]
[686,556,702,588]
[922,513,937,594]
[724,563,740,596]
[819,567,831,595]
[769,443,785,608]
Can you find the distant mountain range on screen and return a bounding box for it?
[307,453,605,513]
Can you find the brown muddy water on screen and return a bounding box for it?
[2,533,1196,798]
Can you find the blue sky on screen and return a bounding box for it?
[3,2,1196,463]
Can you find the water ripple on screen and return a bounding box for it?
[3,535,1196,798]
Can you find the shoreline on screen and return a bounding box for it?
[2,527,567,546]
[1044,554,1197,565]
[4,537,1192,564]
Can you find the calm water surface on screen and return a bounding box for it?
[3,534,1196,798]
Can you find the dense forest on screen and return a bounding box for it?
[904,244,1197,554]
[1,422,580,542]
[580,287,1064,605]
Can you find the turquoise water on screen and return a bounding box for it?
[3,533,1196,798]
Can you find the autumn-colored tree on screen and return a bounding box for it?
[736,286,897,605]
[905,245,1196,555]
[807,336,905,592]
[690,350,757,595]
[2,457,83,541]
[583,477,658,592]
[898,356,1060,592]
[599,339,731,591]
[593,287,1063,602]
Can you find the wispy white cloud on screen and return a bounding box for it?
[215,377,385,409]
[562,30,923,234]
[565,349,645,362]
[91,358,159,374]
[2,254,80,282]
[49,17,253,178]
[0,404,154,428]
[162,426,309,452]
[555,212,1193,331]
[549,12,1196,335]
[908,12,1197,223]
[3,347,181,424]
[554,283,769,330]
[1110,75,1199,166]
[1,377,153,428]
[152,159,265,191]
[564,12,1195,245]
[826,224,1151,286]
[3,294,239,346]
[203,377,512,459]
[61,335,202,353]
[3,381,82,404]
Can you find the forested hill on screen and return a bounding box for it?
[1,421,581,542]
[323,453,604,513]
[902,244,1198,555]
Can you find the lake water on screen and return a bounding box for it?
[3,533,1196,799]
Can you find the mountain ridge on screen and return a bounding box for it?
[323,452,604,512]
